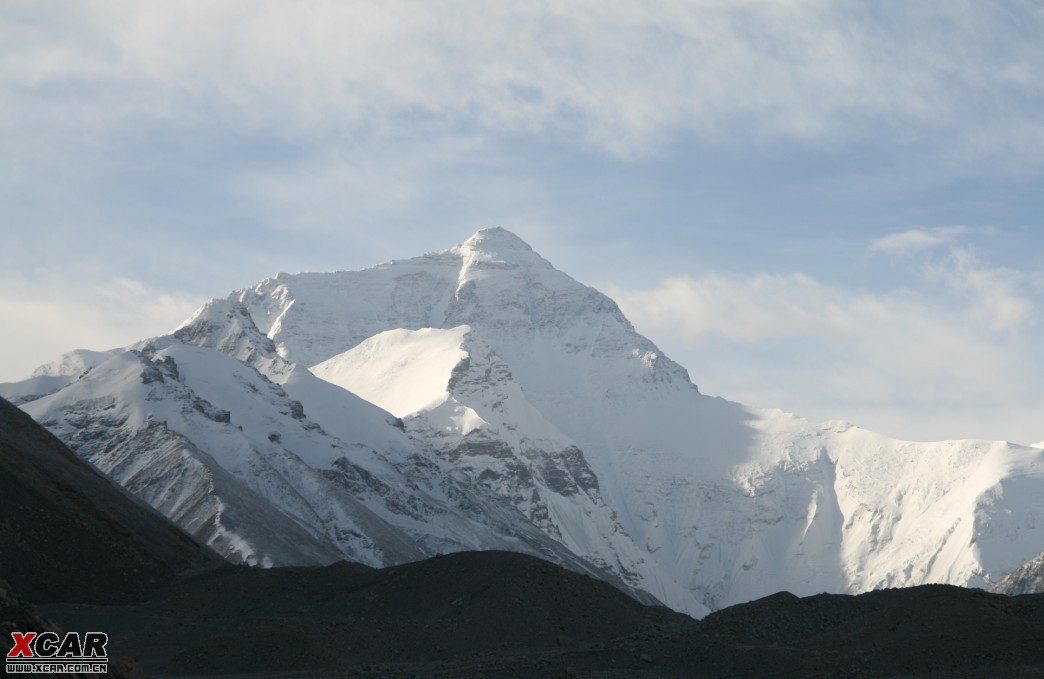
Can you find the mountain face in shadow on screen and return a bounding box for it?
[0,395,220,605]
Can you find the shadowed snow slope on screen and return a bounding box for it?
[5,228,1044,618]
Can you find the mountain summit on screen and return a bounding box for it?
[5,229,1044,617]
[457,226,541,260]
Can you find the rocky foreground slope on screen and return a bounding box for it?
[39,553,1044,678]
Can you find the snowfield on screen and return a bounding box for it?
[5,227,1044,617]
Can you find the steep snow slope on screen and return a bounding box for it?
[723,414,1044,608]
[233,228,1044,613]
[992,550,1044,595]
[8,298,626,592]
[312,324,705,614]
[20,347,343,566]
[312,326,470,418]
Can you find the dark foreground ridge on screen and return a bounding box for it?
[4,394,1044,677]
[40,554,1044,678]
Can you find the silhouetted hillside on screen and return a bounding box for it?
[42,552,1044,678]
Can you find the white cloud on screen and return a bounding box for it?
[611,272,845,343]
[931,246,1033,332]
[871,228,1034,332]
[0,274,200,382]
[4,2,1044,160]
[608,243,1043,444]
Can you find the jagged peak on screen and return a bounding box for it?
[171,298,279,364]
[173,298,258,335]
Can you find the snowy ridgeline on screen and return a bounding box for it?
[4,227,1044,618]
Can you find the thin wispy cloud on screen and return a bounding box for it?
[870,227,973,255]
[928,245,1033,333]
[871,228,1034,332]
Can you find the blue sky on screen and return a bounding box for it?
[3,1,1043,444]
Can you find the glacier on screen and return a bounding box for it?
[5,226,1044,618]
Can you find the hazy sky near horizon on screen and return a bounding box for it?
[3,1,1044,444]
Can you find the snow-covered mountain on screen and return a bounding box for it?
[992,549,1044,595]
[5,227,1044,618]
[1,297,639,599]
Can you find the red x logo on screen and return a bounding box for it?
[8,632,36,658]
